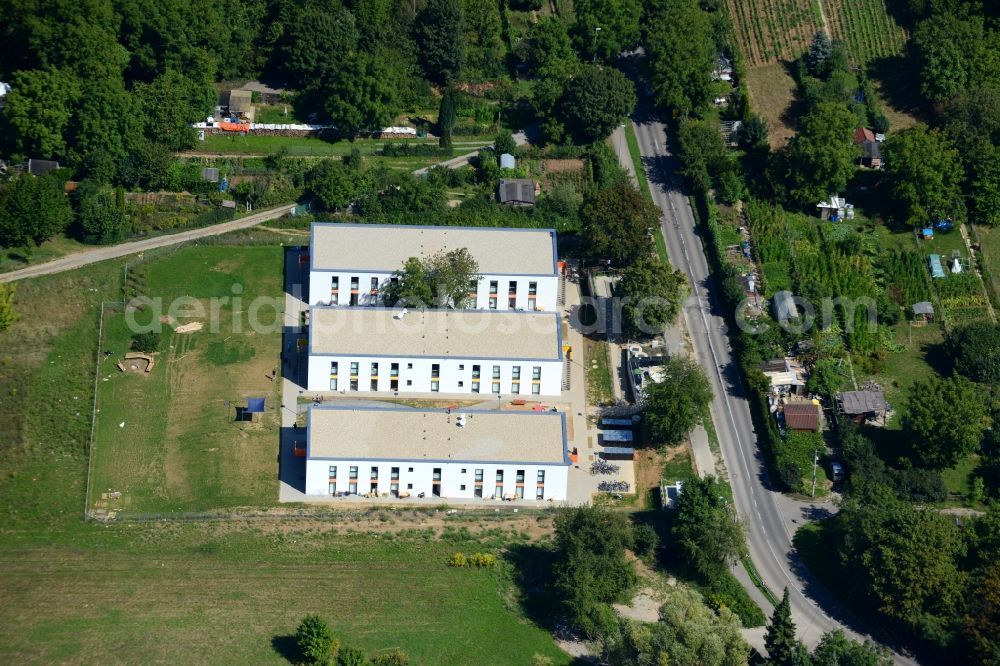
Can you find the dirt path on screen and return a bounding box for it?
[0,204,296,283]
[815,0,831,37]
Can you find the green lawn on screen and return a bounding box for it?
[585,339,615,406]
[0,240,570,665]
[0,234,89,274]
[0,521,568,665]
[89,246,283,514]
[197,134,430,156]
[620,121,668,263]
[975,223,1000,303]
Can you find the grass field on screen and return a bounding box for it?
[0,516,570,665]
[974,223,1000,306]
[585,339,614,406]
[745,64,800,148]
[88,246,283,514]
[0,238,570,665]
[0,235,90,274]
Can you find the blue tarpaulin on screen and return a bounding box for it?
[247,397,266,413]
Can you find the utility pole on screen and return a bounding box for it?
[811,449,819,498]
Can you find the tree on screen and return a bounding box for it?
[276,6,358,86]
[520,16,578,75]
[0,67,81,161]
[132,69,215,151]
[617,257,686,338]
[836,491,967,634]
[570,0,641,62]
[78,183,128,244]
[322,52,401,133]
[606,587,749,666]
[0,174,73,251]
[336,646,367,666]
[736,114,769,150]
[644,0,715,116]
[461,0,505,79]
[963,560,1000,665]
[765,589,799,666]
[438,88,457,149]
[553,507,637,638]
[413,0,464,84]
[494,131,516,161]
[946,322,1000,384]
[903,375,986,469]
[969,145,1000,226]
[382,249,480,308]
[642,357,713,445]
[882,125,964,226]
[116,140,174,190]
[0,284,16,332]
[811,630,893,666]
[131,332,160,353]
[806,31,833,78]
[911,14,987,103]
[677,118,731,194]
[580,182,657,266]
[779,102,858,207]
[670,474,746,578]
[306,160,365,211]
[425,247,480,307]
[557,65,636,143]
[295,614,338,665]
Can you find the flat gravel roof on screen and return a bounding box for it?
[310,223,558,275]
[310,307,562,360]
[308,406,568,464]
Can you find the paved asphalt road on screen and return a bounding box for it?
[629,112,917,664]
[0,203,297,283]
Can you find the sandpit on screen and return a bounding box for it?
[118,352,155,373]
[174,322,203,334]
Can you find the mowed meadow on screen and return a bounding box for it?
[0,232,570,665]
[89,245,283,515]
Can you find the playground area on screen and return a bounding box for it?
[87,246,283,516]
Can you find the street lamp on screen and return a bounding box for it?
[593,26,602,63]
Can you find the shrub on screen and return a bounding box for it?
[632,524,659,558]
[470,552,497,568]
[705,572,767,627]
[295,614,339,665]
[371,649,409,665]
[130,332,160,353]
[337,646,367,666]
[447,552,468,568]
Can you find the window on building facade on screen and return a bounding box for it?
[532,366,541,380]
[532,383,540,394]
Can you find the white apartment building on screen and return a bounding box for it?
[306,306,564,396]
[308,223,560,311]
[304,406,570,501]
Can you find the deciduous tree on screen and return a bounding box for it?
[0,68,81,161]
[642,357,713,446]
[557,64,636,143]
[946,322,1000,384]
[570,0,641,63]
[670,474,746,578]
[295,614,339,665]
[0,174,72,251]
[580,181,657,266]
[553,507,637,638]
[882,125,964,226]
[903,375,986,469]
[617,257,686,338]
[413,0,464,84]
[779,102,858,207]
[644,0,715,116]
[322,53,401,133]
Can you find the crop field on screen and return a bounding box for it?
[88,246,284,515]
[822,0,908,64]
[726,0,822,66]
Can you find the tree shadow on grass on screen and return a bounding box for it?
[270,634,301,664]
[505,542,561,631]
